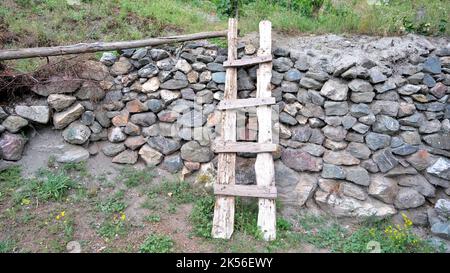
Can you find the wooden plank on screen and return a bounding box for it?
[223,55,272,68]
[217,97,276,110]
[0,30,228,61]
[212,18,238,240]
[255,20,277,241]
[214,184,277,199]
[212,141,278,153]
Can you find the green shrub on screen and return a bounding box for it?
[139,234,174,253]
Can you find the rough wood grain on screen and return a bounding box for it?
[217,97,276,110]
[214,184,277,199]
[223,55,272,68]
[255,20,277,241]
[212,141,278,153]
[0,30,227,60]
[212,19,238,239]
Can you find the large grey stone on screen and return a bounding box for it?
[315,190,396,218]
[427,158,450,180]
[321,164,346,179]
[345,166,370,186]
[320,79,348,101]
[2,116,28,133]
[348,79,373,92]
[112,150,138,164]
[346,142,371,159]
[275,161,317,207]
[394,188,425,209]
[147,136,181,155]
[372,115,400,135]
[102,143,126,157]
[368,174,398,204]
[324,101,348,116]
[180,141,213,163]
[160,153,183,173]
[62,122,91,145]
[273,57,293,72]
[372,149,398,173]
[160,79,189,90]
[365,132,391,151]
[398,174,435,198]
[15,105,50,124]
[423,133,450,150]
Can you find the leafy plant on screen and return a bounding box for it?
[98,190,127,215]
[139,234,174,253]
[144,214,161,223]
[98,216,128,240]
[0,239,15,253]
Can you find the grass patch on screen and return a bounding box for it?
[0,166,24,202]
[145,177,200,213]
[61,161,88,177]
[190,194,262,239]
[97,190,127,215]
[139,233,174,253]
[144,214,161,223]
[12,168,76,205]
[118,166,154,188]
[296,213,441,253]
[0,239,15,253]
[97,217,128,240]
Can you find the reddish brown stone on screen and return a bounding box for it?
[126,99,148,113]
[112,111,129,127]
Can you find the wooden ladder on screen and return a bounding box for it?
[211,19,277,241]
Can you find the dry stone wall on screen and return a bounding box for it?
[1,37,450,236]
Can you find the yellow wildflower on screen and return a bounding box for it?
[120,213,126,221]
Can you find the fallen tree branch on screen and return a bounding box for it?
[0,30,228,61]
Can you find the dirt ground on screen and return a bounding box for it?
[0,127,326,253]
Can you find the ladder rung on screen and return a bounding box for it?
[212,141,278,153]
[223,55,272,68]
[217,97,276,110]
[214,184,277,199]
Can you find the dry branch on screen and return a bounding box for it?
[0,30,227,61]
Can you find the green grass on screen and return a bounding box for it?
[2,0,448,73]
[145,177,199,213]
[97,218,128,240]
[14,169,75,203]
[97,190,127,215]
[139,234,174,253]
[118,166,154,188]
[295,214,442,253]
[144,214,161,223]
[189,194,443,253]
[0,166,23,202]
[0,239,16,253]
[190,195,263,239]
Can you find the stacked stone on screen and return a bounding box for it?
[1,39,449,229]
